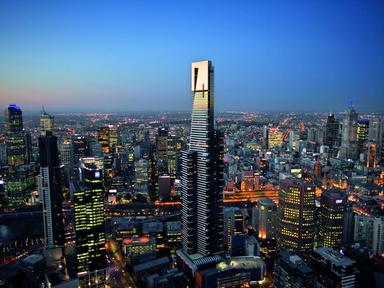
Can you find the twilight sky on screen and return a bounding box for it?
[0,0,383,112]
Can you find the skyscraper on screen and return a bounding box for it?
[325,113,340,149]
[4,104,33,205]
[73,136,90,164]
[318,189,346,248]
[74,158,106,286]
[38,131,65,248]
[97,127,110,154]
[97,125,118,155]
[357,119,369,155]
[181,60,224,256]
[40,107,54,131]
[277,177,315,252]
[268,128,284,149]
[257,197,277,240]
[4,104,27,168]
[340,105,358,160]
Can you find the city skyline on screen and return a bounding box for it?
[1,1,384,112]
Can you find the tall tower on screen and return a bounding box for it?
[277,177,315,252]
[38,131,65,248]
[181,60,224,256]
[357,119,369,155]
[318,189,346,248]
[340,105,358,160]
[325,113,340,149]
[74,158,106,286]
[40,107,54,132]
[4,104,27,167]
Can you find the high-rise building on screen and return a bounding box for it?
[357,119,369,155]
[288,130,301,152]
[167,133,177,176]
[263,125,269,149]
[4,104,23,132]
[97,127,110,154]
[318,189,346,248]
[134,158,148,194]
[0,140,6,166]
[74,158,106,286]
[40,107,54,131]
[4,104,27,168]
[97,125,118,155]
[38,131,65,248]
[157,127,168,161]
[368,117,383,164]
[257,198,277,240]
[73,136,90,164]
[325,113,340,149]
[310,247,357,288]
[354,215,384,255]
[148,144,159,201]
[223,207,243,251]
[340,105,358,160]
[59,139,74,168]
[274,250,314,288]
[268,128,284,149]
[181,60,224,256]
[277,177,315,252]
[4,104,33,205]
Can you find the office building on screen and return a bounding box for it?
[158,175,171,200]
[354,215,384,255]
[257,197,277,240]
[97,125,118,155]
[274,250,314,288]
[59,138,73,166]
[223,207,243,251]
[157,127,168,161]
[134,158,148,194]
[357,119,369,155]
[167,133,177,176]
[318,189,346,248]
[4,104,27,168]
[277,177,315,252]
[4,104,33,204]
[72,136,90,164]
[289,130,301,152]
[181,60,224,256]
[310,247,357,288]
[38,131,65,248]
[231,235,259,257]
[40,107,54,131]
[340,104,358,160]
[368,117,383,163]
[268,128,284,149]
[74,158,106,286]
[97,127,110,154]
[325,113,340,149]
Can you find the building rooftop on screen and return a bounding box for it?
[279,250,313,274]
[21,254,44,266]
[216,256,264,271]
[133,256,170,273]
[314,247,355,267]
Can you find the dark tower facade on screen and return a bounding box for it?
[181,60,224,256]
[4,104,27,168]
[38,131,65,247]
[325,113,340,149]
[318,189,346,248]
[74,158,106,285]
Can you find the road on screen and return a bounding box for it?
[106,239,136,288]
